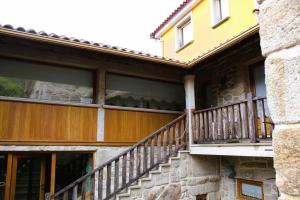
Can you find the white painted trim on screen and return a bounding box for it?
[190,144,274,157]
[210,0,230,27]
[0,96,100,108]
[103,105,183,114]
[175,12,194,52]
[154,0,201,39]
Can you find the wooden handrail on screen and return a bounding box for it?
[192,93,273,144]
[49,112,187,200]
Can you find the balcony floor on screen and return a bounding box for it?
[190,143,273,157]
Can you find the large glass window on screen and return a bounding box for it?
[0,154,7,200]
[0,58,94,104]
[105,73,185,111]
[176,16,193,49]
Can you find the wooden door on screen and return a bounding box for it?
[7,154,46,200]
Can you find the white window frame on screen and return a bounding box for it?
[210,0,230,27]
[175,13,193,51]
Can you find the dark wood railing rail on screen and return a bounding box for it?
[192,93,273,144]
[47,113,187,200]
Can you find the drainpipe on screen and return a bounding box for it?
[184,75,196,150]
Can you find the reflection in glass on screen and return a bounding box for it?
[0,154,7,200]
[0,58,94,104]
[15,158,41,200]
[105,73,185,111]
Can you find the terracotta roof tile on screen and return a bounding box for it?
[0,23,186,66]
[150,0,192,39]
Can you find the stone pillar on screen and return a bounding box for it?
[96,68,106,141]
[257,0,300,199]
[184,75,196,149]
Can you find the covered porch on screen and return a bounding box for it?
[186,33,273,157]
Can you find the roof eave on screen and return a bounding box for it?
[0,28,188,68]
[150,0,201,39]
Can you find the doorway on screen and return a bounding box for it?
[4,154,51,200]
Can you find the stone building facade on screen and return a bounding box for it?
[220,156,277,200]
[257,0,300,199]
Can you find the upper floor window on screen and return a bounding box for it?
[210,0,230,26]
[176,14,193,50]
[105,73,185,111]
[0,57,95,104]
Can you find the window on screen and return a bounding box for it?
[210,0,230,26]
[196,194,207,200]
[176,15,193,50]
[0,57,95,104]
[237,179,264,200]
[105,73,185,111]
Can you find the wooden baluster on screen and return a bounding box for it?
[157,132,162,162]
[98,169,103,200]
[143,140,148,172]
[163,128,168,160]
[129,149,134,182]
[259,99,267,139]
[136,145,141,177]
[114,159,119,193]
[150,136,155,166]
[213,110,218,141]
[247,93,256,143]
[208,111,213,141]
[199,113,204,143]
[174,122,179,150]
[90,174,95,200]
[63,191,68,200]
[191,113,196,143]
[185,116,189,148]
[223,107,229,140]
[234,104,242,139]
[169,126,173,156]
[72,185,78,200]
[204,112,208,141]
[228,106,234,139]
[180,118,184,147]
[194,113,199,143]
[122,154,127,187]
[240,102,248,139]
[217,109,223,140]
[106,164,111,197]
[81,180,86,200]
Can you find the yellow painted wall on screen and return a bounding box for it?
[162,0,257,62]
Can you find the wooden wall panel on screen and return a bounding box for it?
[0,100,97,142]
[104,109,179,143]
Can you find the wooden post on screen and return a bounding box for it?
[4,154,13,200]
[50,153,56,195]
[247,93,256,143]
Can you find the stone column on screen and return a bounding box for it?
[257,0,300,199]
[184,75,196,149]
[96,68,106,141]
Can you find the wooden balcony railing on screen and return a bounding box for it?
[192,93,273,144]
[47,113,187,200]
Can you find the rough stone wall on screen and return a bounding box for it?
[220,156,277,200]
[195,59,251,108]
[115,153,221,200]
[194,35,263,109]
[257,0,300,199]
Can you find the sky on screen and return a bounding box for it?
[0,0,183,55]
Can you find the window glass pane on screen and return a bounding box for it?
[182,21,193,46]
[0,154,7,200]
[253,65,266,97]
[241,183,263,199]
[105,73,185,111]
[214,0,222,22]
[0,58,94,104]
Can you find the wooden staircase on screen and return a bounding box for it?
[48,113,187,200]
